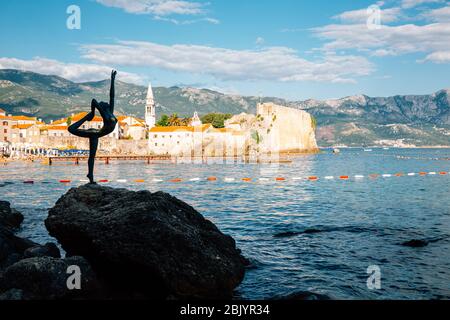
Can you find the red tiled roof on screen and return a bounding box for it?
[12,124,34,130]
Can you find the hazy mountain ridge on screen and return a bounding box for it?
[0,69,449,146]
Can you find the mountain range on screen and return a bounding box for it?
[0,69,449,147]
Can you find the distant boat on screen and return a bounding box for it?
[364,149,373,152]
[333,148,341,154]
[383,147,390,150]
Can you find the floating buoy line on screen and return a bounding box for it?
[2,170,447,186]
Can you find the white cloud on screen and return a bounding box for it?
[153,16,219,25]
[96,0,205,16]
[255,37,265,45]
[333,6,402,24]
[80,40,374,84]
[0,57,145,84]
[422,50,450,62]
[401,0,444,9]
[313,18,450,62]
[423,4,450,21]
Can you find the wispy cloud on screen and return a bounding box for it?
[80,40,374,84]
[255,37,265,45]
[333,6,402,24]
[96,0,219,25]
[312,1,450,63]
[0,57,145,84]
[153,15,219,25]
[422,3,450,21]
[96,0,206,16]
[401,0,445,9]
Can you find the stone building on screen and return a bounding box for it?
[225,103,319,155]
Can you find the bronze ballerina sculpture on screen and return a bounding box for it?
[68,70,118,184]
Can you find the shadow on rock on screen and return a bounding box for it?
[45,184,248,300]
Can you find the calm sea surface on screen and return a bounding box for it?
[1,148,449,300]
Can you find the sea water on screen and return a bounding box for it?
[1,148,449,299]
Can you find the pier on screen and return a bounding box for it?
[47,155,174,165]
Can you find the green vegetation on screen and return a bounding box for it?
[2,70,450,147]
[66,116,72,126]
[156,114,169,127]
[311,115,317,130]
[251,130,262,144]
[157,113,190,127]
[201,113,232,128]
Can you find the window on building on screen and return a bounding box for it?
[3,137,7,142]
[3,129,7,133]
[20,133,23,138]
[2,121,7,126]
[155,143,158,146]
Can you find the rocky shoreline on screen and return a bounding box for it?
[0,185,249,300]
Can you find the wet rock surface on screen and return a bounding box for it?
[0,256,101,300]
[45,184,247,299]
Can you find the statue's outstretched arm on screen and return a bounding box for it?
[110,70,117,113]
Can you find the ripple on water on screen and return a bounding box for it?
[1,148,450,299]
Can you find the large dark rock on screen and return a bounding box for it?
[24,243,61,259]
[0,256,101,300]
[0,226,36,270]
[45,184,247,299]
[0,200,61,272]
[0,201,24,229]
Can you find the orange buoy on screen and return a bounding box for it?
[242,178,252,182]
[340,175,349,180]
[440,172,448,175]
[59,180,71,183]
[395,173,404,177]
[170,178,182,183]
[99,179,109,183]
[276,177,286,181]
[308,176,319,181]
[369,174,379,179]
[207,177,217,181]
[419,172,427,176]
[135,179,145,183]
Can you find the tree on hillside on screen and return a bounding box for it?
[156,114,169,127]
[157,114,191,127]
[201,113,232,128]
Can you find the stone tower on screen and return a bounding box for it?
[145,83,156,128]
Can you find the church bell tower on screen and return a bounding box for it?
[145,83,156,128]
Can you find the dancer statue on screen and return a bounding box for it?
[68,70,118,184]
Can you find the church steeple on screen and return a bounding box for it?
[191,111,202,127]
[145,83,156,128]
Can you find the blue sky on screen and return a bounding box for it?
[1,0,450,100]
